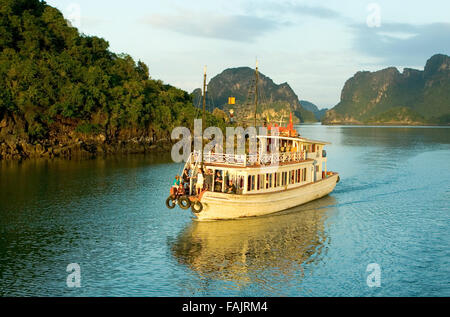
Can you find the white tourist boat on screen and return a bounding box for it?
[166,64,339,221]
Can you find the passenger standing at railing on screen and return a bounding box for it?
[205,169,213,191]
[182,169,190,192]
[196,169,204,196]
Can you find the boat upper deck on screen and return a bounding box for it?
[199,151,320,168]
[193,135,329,168]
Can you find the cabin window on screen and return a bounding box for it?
[269,173,273,188]
[257,175,260,190]
[266,174,269,189]
[213,170,223,192]
[303,168,307,182]
[248,175,256,191]
[290,170,295,184]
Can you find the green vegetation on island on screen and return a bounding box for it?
[299,100,328,121]
[192,67,317,125]
[323,54,450,125]
[0,0,225,160]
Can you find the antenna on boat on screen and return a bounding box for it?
[254,58,259,128]
[279,111,285,126]
[201,65,207,168]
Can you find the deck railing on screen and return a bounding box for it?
[306,152,321,160]
[194,150,308,167]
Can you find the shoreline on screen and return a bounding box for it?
[320,122,450,127]
[0,138,173,162]
[2,123,449,162]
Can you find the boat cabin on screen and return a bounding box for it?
[186,134,330,196]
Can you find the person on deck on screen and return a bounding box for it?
[182,169,190,193]
[173,175,181,186]
[214,171,223,192]
[171,175,181,197]
[177,182,185,197]
[196,169,204,196]
[226,179,237,194]
[205,169,213,191]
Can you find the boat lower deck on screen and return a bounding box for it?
[195,172,339,221]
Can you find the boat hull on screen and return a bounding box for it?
[194,173,339,221]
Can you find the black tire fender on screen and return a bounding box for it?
[179,196,191,210]
[166,196,176,209]
[191,201,203,213]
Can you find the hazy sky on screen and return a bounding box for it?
[48,0,450,109]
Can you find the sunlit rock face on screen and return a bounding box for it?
[192,67,317,124]
[323,54,450,125]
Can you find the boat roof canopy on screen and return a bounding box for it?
[257,135,331,145]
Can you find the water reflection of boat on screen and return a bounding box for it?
[170,196,337,289]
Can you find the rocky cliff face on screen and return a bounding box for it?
[193,67,317,123]
[0,114,171,161]
[323,54,450,125]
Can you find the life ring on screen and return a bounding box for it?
[191,201,203,213]
[166,196,176,209]
[179,196,191,210]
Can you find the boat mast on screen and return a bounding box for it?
[201,66,207,168]
[254,59,259,127]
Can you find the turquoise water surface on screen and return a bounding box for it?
[1,125,449,296]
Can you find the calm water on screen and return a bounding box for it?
[0,125,449,297]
